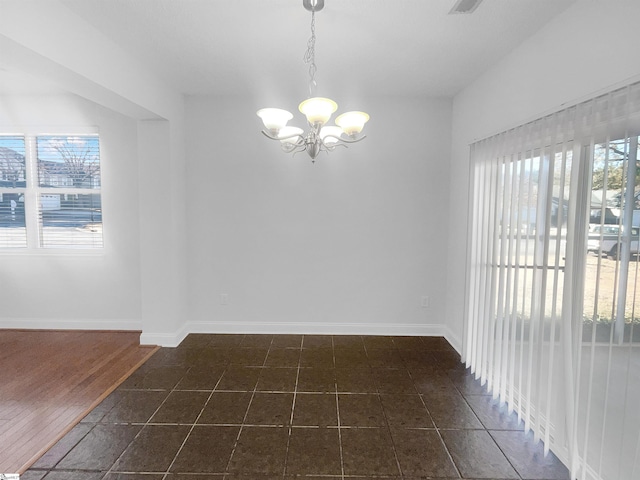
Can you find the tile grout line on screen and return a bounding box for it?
[281,335,303,479]
[40,419,97,473]
[363,337,404,478]
[405,339,464,480]
[333,335,346,480]
[422,403,464,478]
[452,366,525,480]
[160,337,234,480]
[486,429,526,480]
[220,335,274,477]
[103,362,192,479]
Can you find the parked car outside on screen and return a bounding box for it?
[587,224,640,259]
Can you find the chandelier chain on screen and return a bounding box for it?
[304,9,317,97]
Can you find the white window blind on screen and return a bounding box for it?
[465,82,640,480]
[0,134,103,249]
[0,135,27,247]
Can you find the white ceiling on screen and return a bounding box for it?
[4,0,577,100]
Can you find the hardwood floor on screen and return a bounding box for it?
[0,329,157,474]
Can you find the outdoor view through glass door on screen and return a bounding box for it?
[577,135,640,480]
[586,136,640,342]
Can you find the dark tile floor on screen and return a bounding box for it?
[24,334,570,479]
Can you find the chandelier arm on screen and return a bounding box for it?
[261,130,279,140]
[331,143,349,150]
[318,134,341,145]
[282,134,306,144]
[316,138,345,155]
[282,143,305,154]
[337,134,367,144]
[291,148,309,158]
[261,130,305,144]
[320,134,367,145]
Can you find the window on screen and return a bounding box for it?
[0,134,102,249]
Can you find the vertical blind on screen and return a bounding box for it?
[465,82,640,480]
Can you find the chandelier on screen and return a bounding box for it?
[256,0,370,162]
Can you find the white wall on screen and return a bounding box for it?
[0,0,188,345]
[0,94,142,329]
[447,0,640,344]
[185,96,455,341]
[137,119,189,345]
[0,94,189,343]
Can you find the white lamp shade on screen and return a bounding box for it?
[298,97,338,126]
[278,126,304,145]
[335,111,370,136]
[320,126,343,145]
[257,108,293,132]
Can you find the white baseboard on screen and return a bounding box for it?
[188,321,447,336]
[1,318,461,351]
[0,317,142,331]
[141,321,452,347]
[443,326,463,354]
[140,323,189,347]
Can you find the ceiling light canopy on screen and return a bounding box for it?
[256,0,369,162]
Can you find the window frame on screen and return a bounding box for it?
[0,129,104,254]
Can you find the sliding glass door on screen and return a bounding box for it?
[577,134,640,480]
[465,82,640,480]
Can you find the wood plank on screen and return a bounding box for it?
[0,329,158,474]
